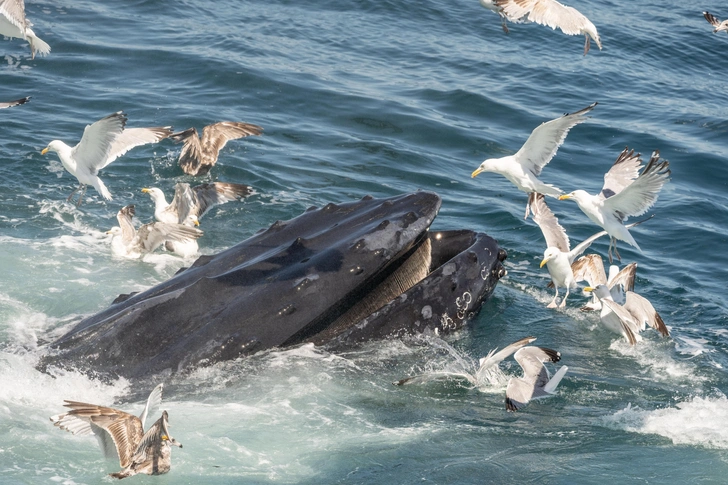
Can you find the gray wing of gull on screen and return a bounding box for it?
[103,126,172,170]
[530,193,569,252]
[192,182,254,218]
[513,102,596,177]
[704,11,721,28]
[604,151,670,221]
[624,291,670,337]
[600,147,643,200]
[477,336,537,375]
[514,346,561,385]
[567,229,609,264]
[608,262,636,297]
[136,222,202,253]
[71,112,127,174]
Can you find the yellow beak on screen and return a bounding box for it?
[583,286,594,292]
[540,258,548,268]
[471,167,484,178]
[558,194,571,201]
[194,219,200,226]
[141,188,150,193]
[41,147,49,155]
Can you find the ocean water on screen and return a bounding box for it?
[1,0,728,483]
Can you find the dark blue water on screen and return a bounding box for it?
[2,0,728,483]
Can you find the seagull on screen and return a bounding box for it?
[0,0,50,58]
[571,253,636,311]
[471,102,596,219]
[0,96,29,109]
[559,148,670,263]
[703,12,728,33]
[41,112,172,206]
[170,121,263,176]
[107,204,203,258]
[584,284,670,345]
[505,345,568,412]
[530,192,610,308]
[50,384,164,462]
[480,0,602,55]
[51,401,181,479]
[141,182,253,257]
[393,336,537,387]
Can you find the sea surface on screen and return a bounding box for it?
[1,0,728,483]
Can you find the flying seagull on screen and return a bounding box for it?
[505,345,568,412]
[41,112,172,206]
[472,102,596,219]
[0,0,50,58]
[703,12,728,33]
[559,147,670,263]
[107,204,203,258]
[584,284,670,345]
[50,384,164,462]
[51,399,181,479]
[393,336,537,387]
[479,0,601,55]
[530,193,610,308]
[0,96,29,109]
[571,253,636,311]
[170,121,263,176]
[141,182,252,257]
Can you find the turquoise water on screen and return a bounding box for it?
[2,0,728,483]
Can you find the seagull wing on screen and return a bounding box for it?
[513,346,561,386]
[604,151,671,220]
[51,406,119,460]
[136,222,202,253]
[116,205,137,245]
[102,126,172,170]
[477,336,537,372]
[600,299,640,345]
[567,229,609,263]
[608,262,636,293]
[71,112,127,173]
[600,147,643,199]
[171,183,196,223]
[0,96,30,109]
[138,383,163,430]
[170,127,204,175]
[192,182,254,218]
[530,193,570,252]
[0,0,27,31]
[200,121,263,159]
[704,11,721,28]
[571,253,606,286]
[129,412,168,466]
[393,371,477,387]
[513,102,596,176]
[624,291,670,337]
[56,401,144,468]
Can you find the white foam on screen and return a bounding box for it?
[605,396,728,449]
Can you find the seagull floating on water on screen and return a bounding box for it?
[571,253,636,311]
[505,345,568,412]
[559,147,670,263]
[584,284,670,345]
[170,121,263,176]
[703,12,728,33]
[141,182,252,257]
[394,336,537,387]
[0,0,50,58]
[472,102,596,219]
[51,387,181,480]
[41,112,172,206]
[530,193,610,308]
[0,96,29,109]
[107,204,203,258]
[479,0,601,55]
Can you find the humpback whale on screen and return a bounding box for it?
[40,192,507,380]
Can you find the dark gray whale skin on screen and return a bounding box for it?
[40,192,506,379]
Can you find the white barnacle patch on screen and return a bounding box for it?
[421,305,432,319]
[456,291,472,320]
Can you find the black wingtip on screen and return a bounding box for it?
[120,204,136,217]
[505,396,519,412]
[538,347,561,363]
